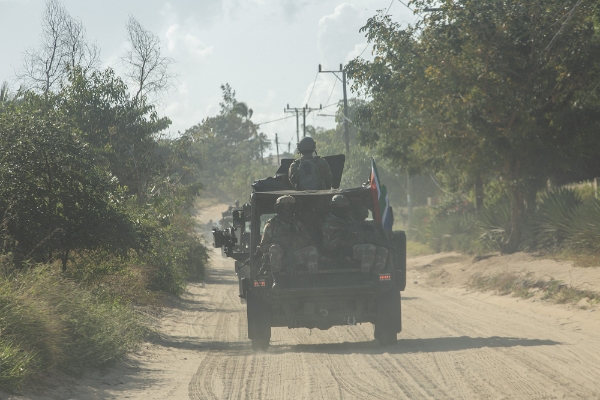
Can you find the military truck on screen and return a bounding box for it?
[227,155,406,351]
[212,203,252,301]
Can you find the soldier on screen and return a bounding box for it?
[322,195,388,273]
[288,137,333,190]
[259,195,318,288]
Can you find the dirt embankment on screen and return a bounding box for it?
[411,251,600,312]
[7,250,600,399]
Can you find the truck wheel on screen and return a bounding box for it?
[251,336,270,351]
[247,291,271,352]
[377,329,398,347]
[375,290,401,347]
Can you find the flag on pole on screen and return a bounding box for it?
[369,158,394,230]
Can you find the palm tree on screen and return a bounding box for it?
[0,81,24,114]
[0,81,9,103]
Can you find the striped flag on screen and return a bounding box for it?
[370,158,394,230]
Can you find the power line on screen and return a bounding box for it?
[305,72,319,105]
[357,0,395,58]
[319,64,349,153]
[325,78,337,108]
[255,115,294,126]
[396,0,414,12]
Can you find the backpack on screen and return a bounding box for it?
[293,158,320,190]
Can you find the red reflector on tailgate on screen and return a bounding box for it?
[253,279,266,287]
[379,274,392,281]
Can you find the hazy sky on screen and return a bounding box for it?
[1,0,416,148]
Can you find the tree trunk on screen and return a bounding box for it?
[61,248,70,272]
[524,180,539,219]
[500,185,524,254]
[475,175,484,212]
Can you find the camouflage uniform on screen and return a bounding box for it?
[259,215,318,274]
[288,155,333,190]
[322,214,388,273]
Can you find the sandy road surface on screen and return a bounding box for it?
[10,252,600,399]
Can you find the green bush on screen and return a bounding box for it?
[408,207,432,243]
[427,213,478,253]
[534,188,582,248]
[422,187,600,255]
[477,196,512,252]
[409,206,480,253]
[565,199,600,251]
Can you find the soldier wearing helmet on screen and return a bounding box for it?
[259,195,318,288]
[321,195,389,273]
[288,137,333,191]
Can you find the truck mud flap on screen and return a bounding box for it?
[247,291,271,340]
[376,289,401,333]
[392,231,407,291]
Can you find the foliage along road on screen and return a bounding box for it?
[11,250,600,399]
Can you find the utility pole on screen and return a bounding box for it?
[284,106,300,143]
[275,133,280,165]
[407,172,412,228]
[319,63,349,153]
[259,134,264,165]
[288,141,291,155]
[285,104,321,139]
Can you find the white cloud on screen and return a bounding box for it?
[318,3,366,68]
[165,24,213,61]
[346,42,372,63]
[302,75,337,108]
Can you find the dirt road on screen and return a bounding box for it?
[12,252,600,399]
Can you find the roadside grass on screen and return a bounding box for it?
[550,248,600,269]
[0,262,148,392]
[468,272,600,306]
[407,241,434,257]
[65,251,164,306]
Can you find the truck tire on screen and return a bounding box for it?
[374,289,401,347]
[251,336,270,352]
[247,291,271,351]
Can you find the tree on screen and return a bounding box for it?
[347,0,600,253]
[0,96,138,270]
[121,16,174,100]
[57,67,171,199]
[185,84,271,201]
[19,0,99,94]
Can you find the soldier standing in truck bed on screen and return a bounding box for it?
[322,195,388,273]
[288,137,333,190]
[259,195,318,288]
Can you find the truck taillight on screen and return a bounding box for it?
[253,279,267,287]
[379,274,392,281]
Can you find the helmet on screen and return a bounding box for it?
[330,194,349,207]
[297,137,316,153]
[275,195,295,208]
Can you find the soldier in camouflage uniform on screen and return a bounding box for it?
[259,195,318,288]
[352,203,391,270]
[322,195,388,273]
[288,137,333,190]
